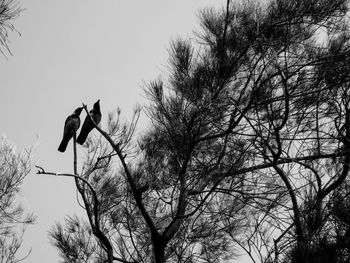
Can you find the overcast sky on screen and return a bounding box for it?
[0,1,229,262]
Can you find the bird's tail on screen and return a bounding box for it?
[76,130,89,145]
[58,137,70,152]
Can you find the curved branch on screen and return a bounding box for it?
[35,165,97,197]
[82,104,160,239]
[35,164,116,262]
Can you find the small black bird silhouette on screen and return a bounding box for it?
[77,99,102,145]
[58,107,83,152]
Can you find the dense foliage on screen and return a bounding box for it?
[48,0,350,262]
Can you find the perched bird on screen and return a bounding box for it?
[77,99,102,145]
[58,107,83,152]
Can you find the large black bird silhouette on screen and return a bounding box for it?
[77,99,101,145]
[58,107,83,152]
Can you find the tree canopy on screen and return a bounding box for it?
[43,0,350,262]
[0,137,35,263]
[0,2,34,262]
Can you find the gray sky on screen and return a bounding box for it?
[0,0,230,262]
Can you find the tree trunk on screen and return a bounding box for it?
[295,240,310,263]
[152,236,166,263]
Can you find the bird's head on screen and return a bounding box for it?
[74,107,84,115]
[93,99,100,110]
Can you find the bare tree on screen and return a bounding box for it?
[39,0,350,262]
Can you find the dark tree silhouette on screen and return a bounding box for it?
[38,0,350,262]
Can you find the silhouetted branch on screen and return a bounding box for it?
[82,103,160,240]
[35,165,96,196]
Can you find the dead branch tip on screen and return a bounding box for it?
[35,165,45,174]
